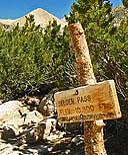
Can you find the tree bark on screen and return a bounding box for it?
[69,23,107,155]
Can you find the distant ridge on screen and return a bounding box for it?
[0,8,67,28]
[0,6,127,28]
[0,19,15,26]
[112,5,128,25]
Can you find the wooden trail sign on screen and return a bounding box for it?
[55,23,122,155]
[54,80,121,123]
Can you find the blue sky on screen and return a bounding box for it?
[0,0,122,19]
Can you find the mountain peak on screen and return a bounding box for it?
[32,8,49,14]
[0,8,67,28]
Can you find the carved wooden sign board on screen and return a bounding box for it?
[54,80,121,123]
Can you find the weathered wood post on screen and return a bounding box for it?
[68,23,106,155]
[54,23,121,155]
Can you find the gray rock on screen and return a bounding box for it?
[1,126,16,141]
[38,97,55,117]
[71,135,84,146]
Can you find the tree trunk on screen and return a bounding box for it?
[69,23,107,155]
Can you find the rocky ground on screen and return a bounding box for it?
[0,97,84,155]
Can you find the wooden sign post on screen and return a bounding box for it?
[54,23,122,155]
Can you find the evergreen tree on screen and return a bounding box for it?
[0,15,77,101]
[122,0,128,7]
[67,0,128,154]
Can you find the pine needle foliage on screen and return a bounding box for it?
[67,0,128,154]
[67,0,128,106]
[122,0,128,8]
[0,15,77,101]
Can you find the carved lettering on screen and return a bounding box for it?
[77,95,91,103]
[58,98,75,107]
[59,112,115,122]
[55,80,121,122]
[98,103,113,111]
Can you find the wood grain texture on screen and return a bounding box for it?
[54,80,121,123]
[68,23,107,155]
[69,23,96,85]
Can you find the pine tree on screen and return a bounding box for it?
[122,0,128,7]
[67,0,128,154]
[0,16,76,101]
